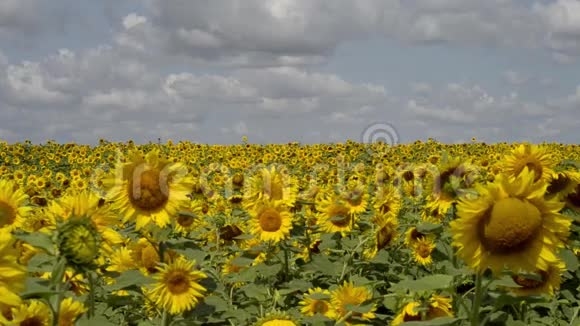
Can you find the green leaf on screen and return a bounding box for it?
[559,249,579,271]
[204,295,230,312]
[401,317,461,325]
[305,255,340,277]
[14,232,55,255]
[416,222,443,234]
[241,283,268,301]
[390,274,454,293]
[344,303,375,314]
[106,270,153,291]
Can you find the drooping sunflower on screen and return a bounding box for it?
[372,185,402,220]
[249,201,293,243]
[502,143,557,183]
[565,182,580,212]
[363,214,399,260]
[243,165,299,211]
[505,260,565,297]
[0,179,32,231]
[104,149,193,230]
[330,281,376,324]
[299,287,336,319]
[0,229,27,307]
[148,257,208,315]
[450,167,571,274]
[545,170,580,201]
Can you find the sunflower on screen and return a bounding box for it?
[129,238,179,275]
[174,199,204,236]
[566,182,580,212]
[545,170,580,200]
[255,311,298,326]
[413,237,436,266]
[0,179,32,231]
[372,185,402,220]
[58,298,87,326]
[243,165,298,211]
[338,181,369,215]
[249,201,293,244]
[316,192,356,235]
[505,260,565,297]
[106,246,136,273]
[330,281,376,324]
[221,254,248,288]
[404,227,433,249]
[104,149,193,230]
[0,229,26,307]
[391,301,421,325]
[426,157,478,215]
[450,167,571,274]
[9,299,52,326]
[391,295,453,325]
[148,257,207,315]
[502,143,557,183]
[427,294,453,319]
[299,287,336,319]
[363,214,398,260]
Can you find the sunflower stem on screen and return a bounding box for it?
[335,310,353,325]
[283,243,290,282]
[159,240,166,264]
[470,272,484,326]
[161,310,171,326]
[50,255,67,325]
[88,271,96,319]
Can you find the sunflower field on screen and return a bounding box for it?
[0,138,579,326]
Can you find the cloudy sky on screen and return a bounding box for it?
[0,0,579,145]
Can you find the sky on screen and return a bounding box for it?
[0,0,579,145]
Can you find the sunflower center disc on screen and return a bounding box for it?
[480,197,542,254]
[512,270,547,289]
[0,200,16,227]
[312,300,329,314]
[567,185,580,207]
[416,242,432,258]
[259,208,282,232]
[177,214,195,228]
[128,169,169,211]
[167,272,190,295]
